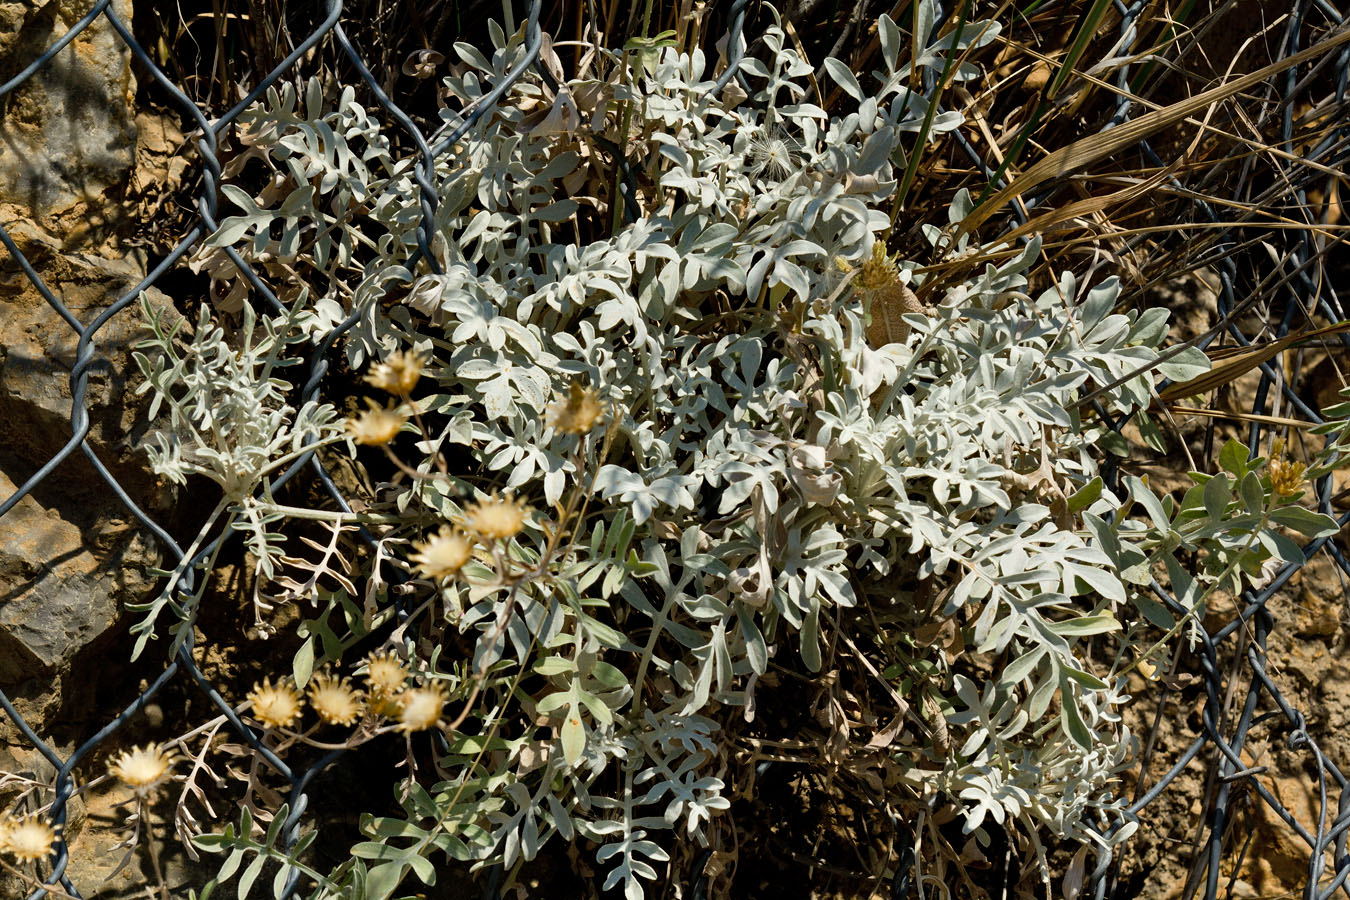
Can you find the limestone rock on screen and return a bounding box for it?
[0,463,156,686]
[0,223,180,494]
[0,0,138,229]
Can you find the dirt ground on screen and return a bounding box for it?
[1107,273,1350,900]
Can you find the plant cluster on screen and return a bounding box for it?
[36,4,1343,899]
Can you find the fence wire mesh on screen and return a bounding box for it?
[0,0,1346,898]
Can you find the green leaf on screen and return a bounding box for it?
[293,637,316,689]
[1127,306,1171,347]
[1269,506,1339,537]
[216,848,245,883]
[560,706,587,766]
[1156,345,1211,381]
[1219,438,1250,477]
[1059,678,1092,749]
[238,855,265,900]
[1239,471,1265,515]
[363,818,429,840]
[878,14,901,70]
[406,852,436,885]
[1258,528,1305,565]
[1126,476,1171,532]
[579,614,627,649]
[1097,429,1129,457]
[533,656,575,676]
[822,57,864,101]
[1003,648,1045,683]
[1202,472,1229,520]
[364,863,406,900]
[1067,476,1102,513]
[590,660,627,690]
[1061,665,1109,691]
[535,691,571,715]
[1132,591,1175,629]
[1051,613,1121,636]
[1135,410,1167,453]
[578,688,613,725]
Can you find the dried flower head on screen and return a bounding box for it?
[1268,438,1307,498]
[0,813,59,862]
[547,381,605,435]
[462,492,531,540]
[401,48,445,79]
[364,348,425,396]
[248,677,304,729]
[398,683,448,732]
[308,671,365,726]
[410,526,474,579]
[856,241,924,347]
[345,400,407,446]
[108,743,177,795]
[364,650,410,696]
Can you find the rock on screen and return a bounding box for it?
[0,222,181,497]
[0,0,183,737]
[0,462,156,688]
[1296,584,1342,639]
[1293,556,1345,640]
[0,0,138,231]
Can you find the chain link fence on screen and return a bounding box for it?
[0,0,1346,898]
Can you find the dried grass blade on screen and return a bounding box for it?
[1157,320,1350,402]
[954,25,1350,240]
[994,163,1180,246]
[1160,405,1323,430]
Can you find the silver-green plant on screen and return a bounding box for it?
[126,6,1345,899]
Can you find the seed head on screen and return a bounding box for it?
[364,349,425,396]
[462,492,531,540]
[345,401,407,446]
[747,127,800,180]
[108,743,178,795]
[410,527,474,579]
[398,683,449,733]
[308,671,365,726]
[248,677,304,729]
[547,381,605,435]
[0,813,59,862]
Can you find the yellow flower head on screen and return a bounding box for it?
[363,650,410,696]
[398,683,449,733]
[462,492,531,540]
[308,671,365,726]
[410,527,474,580]
[0,813,59,862]
[345,401,407,446]
[1268,438,1307,498]
[364,349,425,396]
[858,241,901,292]
[547,381,605,435]
[248,677,304,729]
[108,743,177,795]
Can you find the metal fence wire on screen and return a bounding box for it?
[0,1,1347,899]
